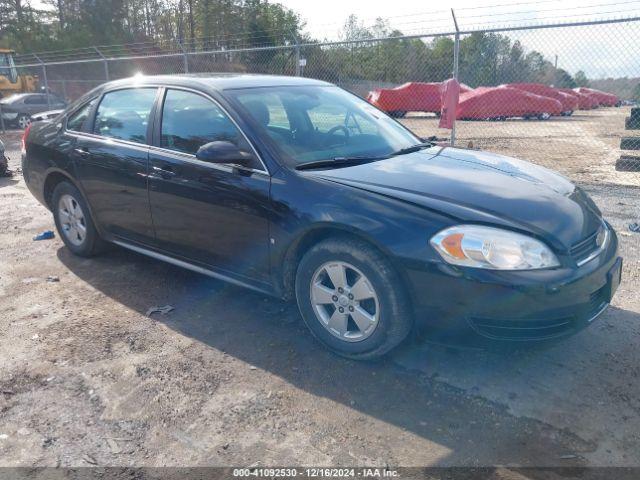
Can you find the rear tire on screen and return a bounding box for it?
[17,114,31,130]
[295,237,413,360]
[51,181,106,257]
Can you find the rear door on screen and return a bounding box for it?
[147,87,271,282]
[71,87,158,244]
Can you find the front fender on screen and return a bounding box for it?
[268,169,453,297]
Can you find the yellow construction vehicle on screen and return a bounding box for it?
[0,49,37,98]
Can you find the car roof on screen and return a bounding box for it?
[0,93,29,103]
[100,73,332,91]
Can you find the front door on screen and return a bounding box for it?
[148,88,271,283]
[72,87,158,244]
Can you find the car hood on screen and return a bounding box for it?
[306,146,603,250]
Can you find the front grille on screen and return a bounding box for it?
[570,224,607,265]
[571,231,599,263]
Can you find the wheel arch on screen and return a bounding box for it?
[42,169,104,237]
[43,169,77,210]
[278,224,409,302]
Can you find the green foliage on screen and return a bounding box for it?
[0,5,587,90]
[574,70,590,87]
[0,0,304,53]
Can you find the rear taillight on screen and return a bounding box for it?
[21,124,32,155]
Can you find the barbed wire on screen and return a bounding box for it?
[457,0,640,19]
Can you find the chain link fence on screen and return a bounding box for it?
[9,16,640,179]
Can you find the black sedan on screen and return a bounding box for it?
[21,74,622,359]
[1,93,67,129]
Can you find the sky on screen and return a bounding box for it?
[276,0,640,78]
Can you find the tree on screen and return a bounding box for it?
[0,1,596,98]
[341,14,372,42]
[574,70,589,87]
[633,82,640,102]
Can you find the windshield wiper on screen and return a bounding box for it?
[389,142,433,157]
[296,155,388,170]
[295,142,433,171]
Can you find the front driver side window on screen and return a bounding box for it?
[161,89,252,159]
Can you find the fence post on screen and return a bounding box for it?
[94,47,109,81]
[291,32,301,76]
[178,42,189,73]
[451,9,460,147]
[33,54,51,110]
[61,79,68,102]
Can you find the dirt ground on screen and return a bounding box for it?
[0,108,639,470]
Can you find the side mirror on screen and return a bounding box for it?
[195,141,254,166]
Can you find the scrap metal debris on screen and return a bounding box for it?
[146,305,174,317]
[629,222,640,233]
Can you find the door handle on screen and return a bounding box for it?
[152,165,176,179]
[74,147,89,157]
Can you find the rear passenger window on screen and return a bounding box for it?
[93,88,157,144]
[161,89,249,156]
[67,98,96,132]
[24,95,46,105]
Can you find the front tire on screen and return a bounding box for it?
[52,181,105,257]
[295,237,413,359]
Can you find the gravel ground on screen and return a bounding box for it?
[0,108,638,469]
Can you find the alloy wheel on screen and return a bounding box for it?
[309,261,380,342]
[58,194,87,246]
[18,114,31,129]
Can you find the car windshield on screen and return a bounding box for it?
[227,85,421,166]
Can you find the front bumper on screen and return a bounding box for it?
[407,226,621,343]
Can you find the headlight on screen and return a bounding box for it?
[430,225,560,270]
